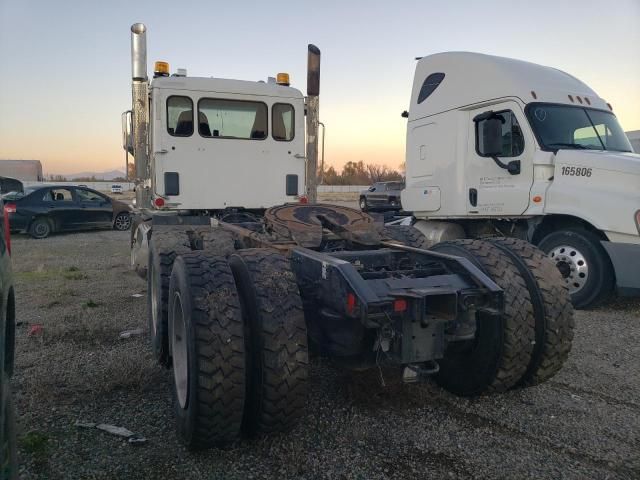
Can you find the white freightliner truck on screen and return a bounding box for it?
[123,24,573,449]
[401,53,640,308]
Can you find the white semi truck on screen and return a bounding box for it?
[123,24,573,449]
[401,52,640,308]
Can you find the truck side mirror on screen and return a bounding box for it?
[478,117,503,157]
[474,111,521,175]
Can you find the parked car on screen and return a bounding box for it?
[111,184,123,194]
[359,181,405,211]
[4,185,132,238]
[0,197,17,478]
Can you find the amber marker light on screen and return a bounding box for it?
[276,72,290,86]
[154,61,170,76]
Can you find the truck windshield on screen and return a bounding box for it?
[526,103,632,153]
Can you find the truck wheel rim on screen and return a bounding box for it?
[171,291,189,409]
[150,264,159,334]
[115,214,131,230]
[549,245,588,294]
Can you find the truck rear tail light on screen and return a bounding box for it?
[393,298,407,313]
[4,203,16,214]
[298,195,308,204]
[154,197,165,208]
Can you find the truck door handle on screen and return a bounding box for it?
[294,154,306,159]
[155,149,168,154]
[469,188,478,207]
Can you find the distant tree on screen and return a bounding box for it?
[319,161,403,186]
[365,164,401,183]
[49,174,68,182]
[321,166,340,185]
[341,161,369,185]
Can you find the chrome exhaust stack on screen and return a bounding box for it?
[130,23,151,208]
[305,45,321,203]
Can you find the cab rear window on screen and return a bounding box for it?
[198,99,268,140]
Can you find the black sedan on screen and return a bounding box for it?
[359,181,404,212]
[4,185,132,238]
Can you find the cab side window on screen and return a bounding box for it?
[272,103,295,141]
[476,110,525,157]
[167,96,194,136]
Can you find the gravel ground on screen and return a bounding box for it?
[9,229,640,479]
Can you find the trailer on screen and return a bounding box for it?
[123,24,574,448]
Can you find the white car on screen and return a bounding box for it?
[111,184,123,194]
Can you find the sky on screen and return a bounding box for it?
[0,0,638,175]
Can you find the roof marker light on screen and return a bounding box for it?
[607,103,613,111]
[154,61,170,77]
[531,90,537,99]
[584,97,591,105]
[568,95,574,103]
[576,96,583,104]
[276,72,290,86]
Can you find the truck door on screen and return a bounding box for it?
[154,94,198,202]
[368,183,384,206]
[465,102,534,215]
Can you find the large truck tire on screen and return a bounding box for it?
[148,230,191,367]
[194,227,236,256]
[382,225,431,250]
[229,249,309,435]
[537,228,614,309]
[487,238,574,386]
[168,253,246,449]
[430,239,535,395]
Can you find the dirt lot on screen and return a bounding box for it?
[9,229,640,479]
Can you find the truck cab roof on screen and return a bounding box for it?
[409,52,608,120]
[151,76,304,99]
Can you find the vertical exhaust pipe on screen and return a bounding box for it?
[130,23,151,207]
[131,23,147,81]
[306,44,321,203]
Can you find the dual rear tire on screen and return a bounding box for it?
[430,238,574,395]
[167,249,309,448]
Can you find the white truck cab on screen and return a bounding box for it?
[402,52,640,308]
[122,24,310,214]
[124,23,321,278]
[149,76,306,210]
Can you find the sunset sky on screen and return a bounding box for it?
[0,0,638,175]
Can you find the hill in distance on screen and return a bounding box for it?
[57,170,126,181]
